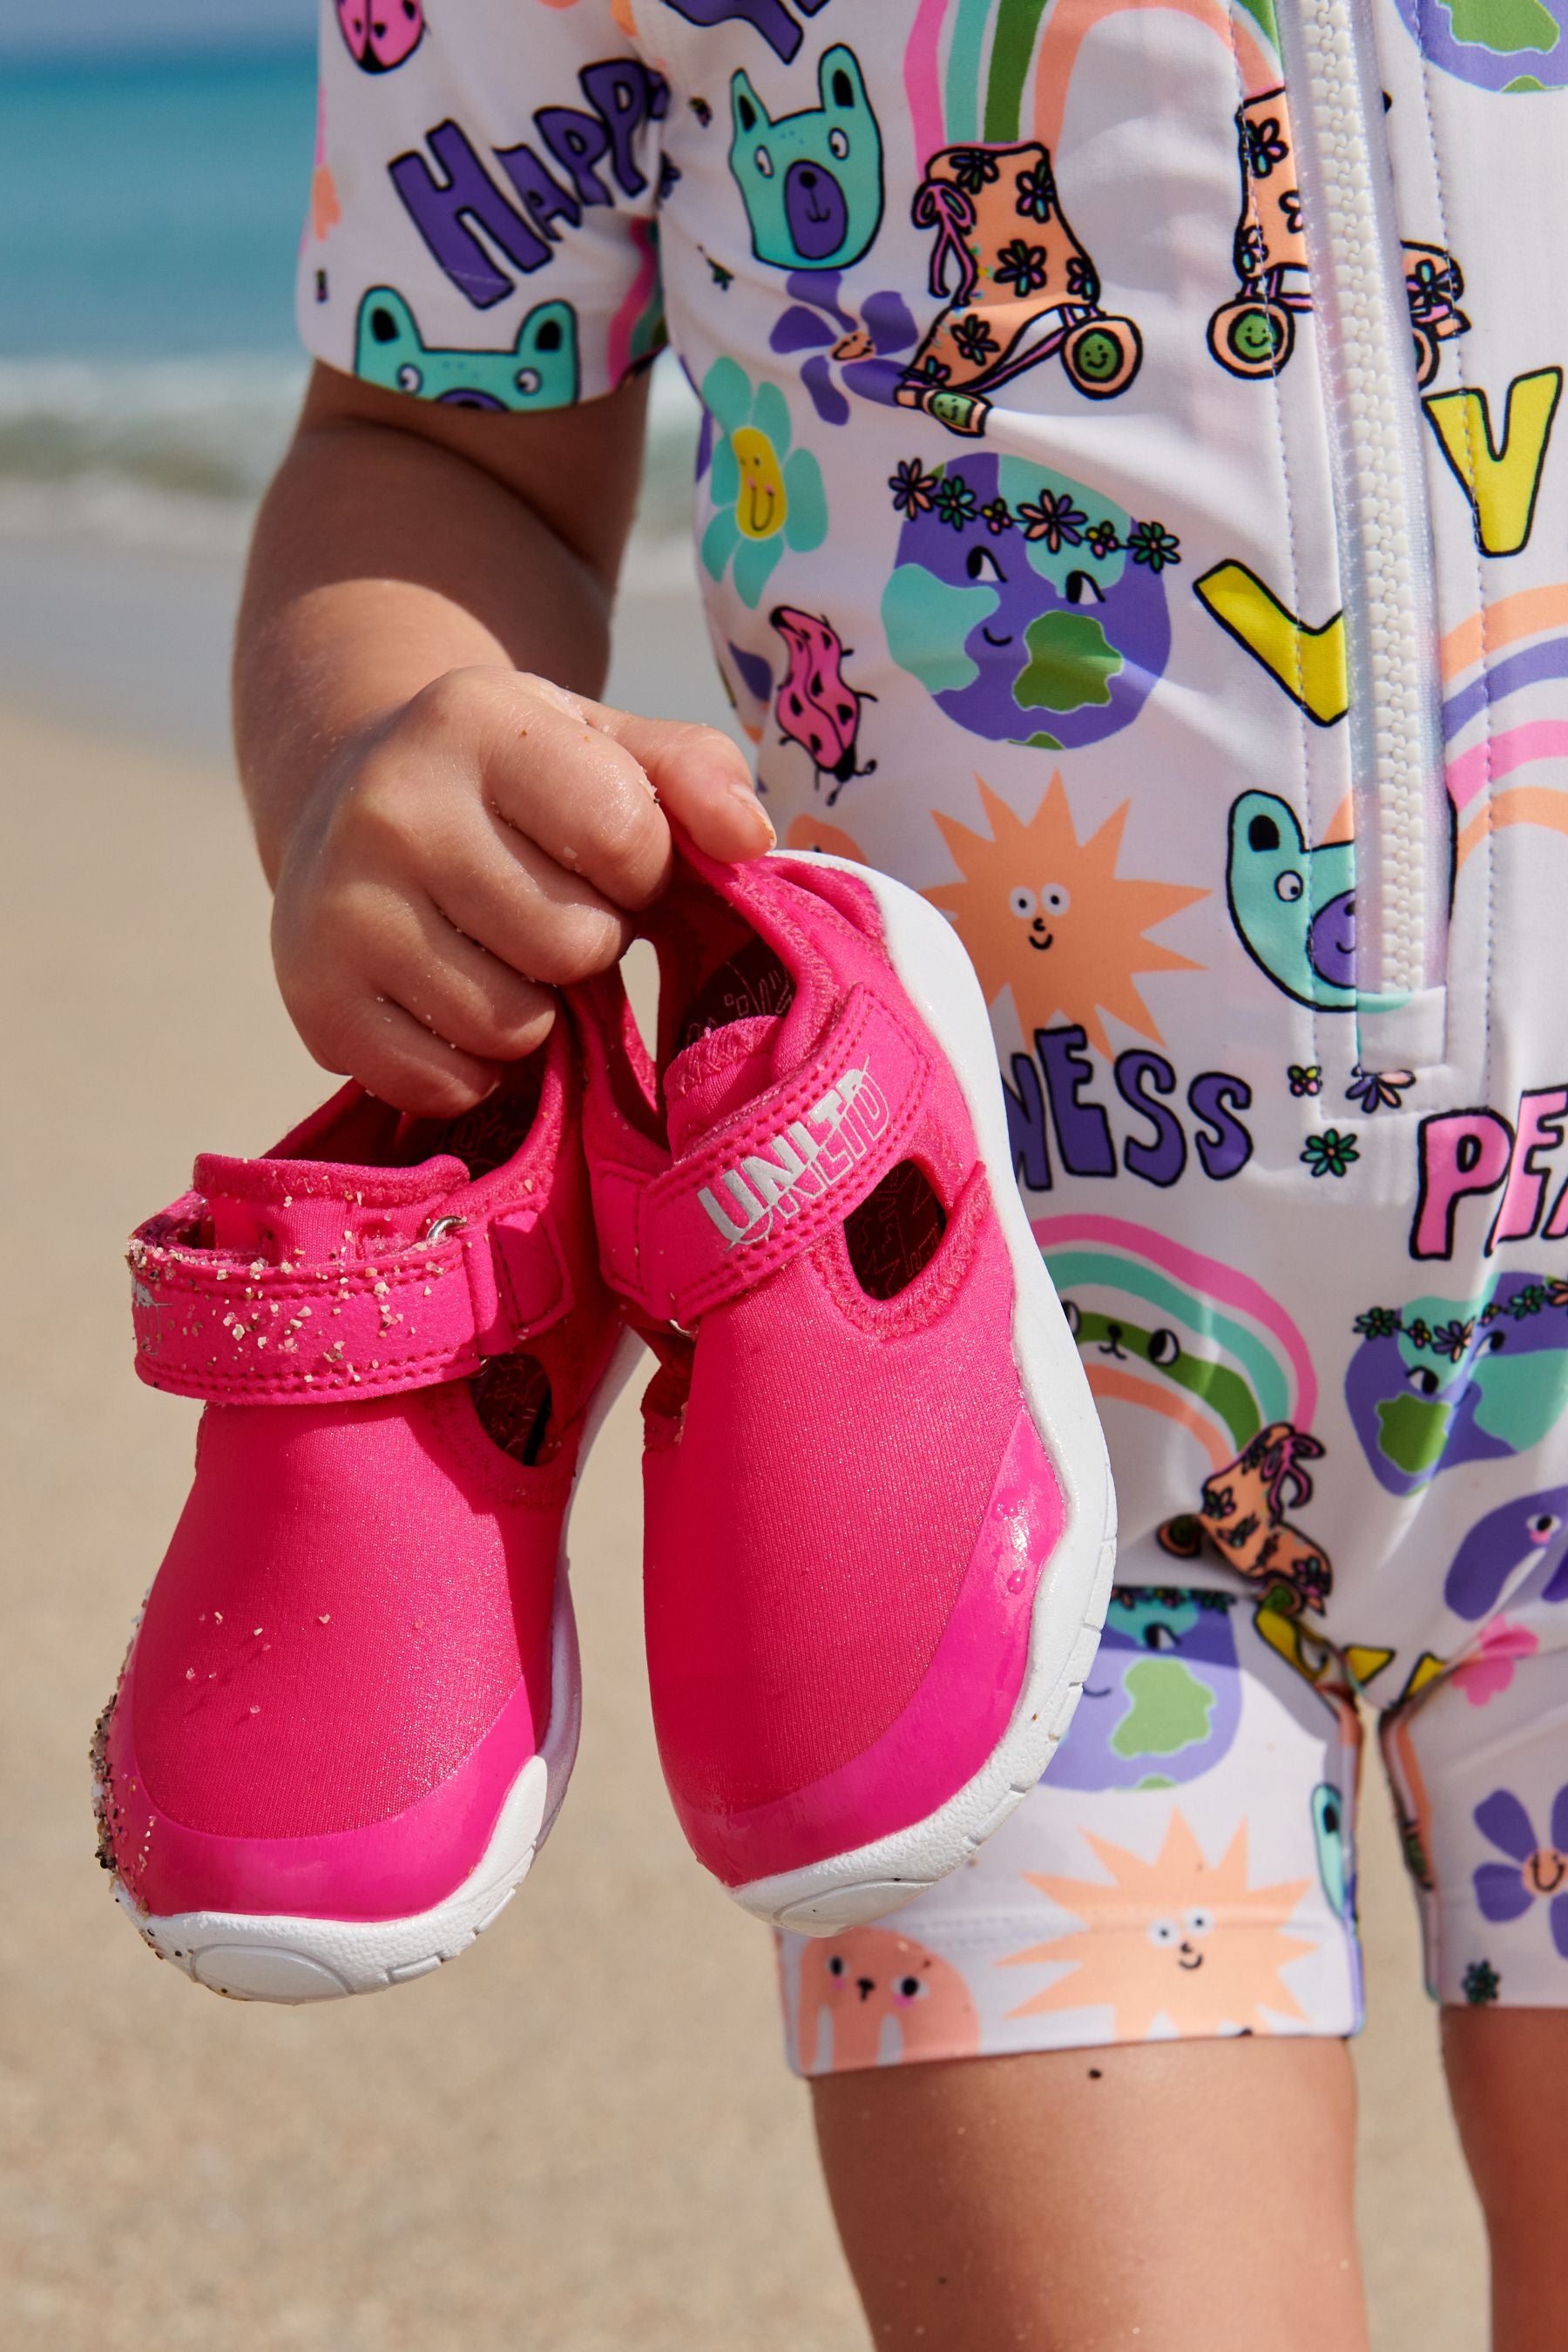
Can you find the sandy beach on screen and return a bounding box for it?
[0,546,1487,2347]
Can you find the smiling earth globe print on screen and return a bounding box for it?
[1048,1591,1245,1794]
[1394,0,1568,91]
[882,453,1173,749]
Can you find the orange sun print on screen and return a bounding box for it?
[1000,1811,1315,2039]
[927,774,1206,1057]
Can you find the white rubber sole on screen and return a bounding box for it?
[732,855,1119,1936]
[116,1324,647,2004]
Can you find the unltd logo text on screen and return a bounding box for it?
[697,1067,889,1247]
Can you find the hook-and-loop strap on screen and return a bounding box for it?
[591,985,932,1327]
[128,1200,569,1403]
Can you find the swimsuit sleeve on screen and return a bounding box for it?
[297,0,668,411]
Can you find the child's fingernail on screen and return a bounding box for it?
[730,779,774,846]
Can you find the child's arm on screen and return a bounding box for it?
[235,362,771,1117]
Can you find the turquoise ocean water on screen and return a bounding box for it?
[1,45,319,541]
[3,47,314,360]
[0,41,691,553]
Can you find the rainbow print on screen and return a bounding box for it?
[1443,586,1568,873]
[904,0,1279,159]
[1034,1211,1316,1473]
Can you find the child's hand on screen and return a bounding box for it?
[271,665,773,1117]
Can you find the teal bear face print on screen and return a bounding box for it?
[1226,790,1404,1013]
[728,45,884,272]
[353,287,580,411]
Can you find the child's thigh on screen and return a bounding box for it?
[785,1582,1374,2339]
[811,2035,1367,2352]
[1443,2004,1568,2352]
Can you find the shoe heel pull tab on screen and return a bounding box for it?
[586,1159,674,1325]
[569,971,676,1322]
[483,1206,572,1351]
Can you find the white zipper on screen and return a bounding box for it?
[1278,0,1448,1015]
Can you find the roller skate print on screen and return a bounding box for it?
[896,143,1143,437]
[1402,240,1470,391]
[1208,89,1468,389]
[1159,1421,1334,1620]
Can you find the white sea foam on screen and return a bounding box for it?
[0,354,308,551]
[0,349,704,562]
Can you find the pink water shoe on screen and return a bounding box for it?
[95,1023,627,2001]
[576,843,1116,1934]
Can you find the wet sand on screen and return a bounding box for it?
[0,629,1485,2344]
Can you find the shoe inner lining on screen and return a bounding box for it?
[394,1058,545,1179]
[470,1352,555,1465]
[843,1159,948,1301]
[672,933,795,1058]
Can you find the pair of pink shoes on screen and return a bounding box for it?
[96,841,1114,2002]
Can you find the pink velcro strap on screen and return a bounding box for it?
[635,986,932,1326]
[129,1202,569,1405]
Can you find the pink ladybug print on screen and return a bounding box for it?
[769,605,875,805]
[336,0,424,72]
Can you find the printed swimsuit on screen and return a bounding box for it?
[303,0,1568,2064]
